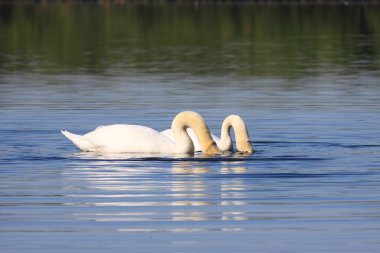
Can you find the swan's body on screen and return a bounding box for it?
[61,111,221,155]
[62,125,176,153]
[161,115,253,154]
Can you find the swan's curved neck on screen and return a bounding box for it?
[221,115,253,153]
[172,111,221,155]
[219,121,233,151]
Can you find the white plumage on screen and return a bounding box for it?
[61,111,221,155]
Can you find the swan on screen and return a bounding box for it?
[161,115,253,154]
[61,111,221,155]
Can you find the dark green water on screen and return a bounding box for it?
[0,4,380,253]
[1,4,379,76]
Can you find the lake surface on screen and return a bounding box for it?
[1,3,380,252]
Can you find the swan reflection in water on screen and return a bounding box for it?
[62,152,251,231]
[170,160,249,223]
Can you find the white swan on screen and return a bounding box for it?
[61,111,221,155]
[161,115,253,154]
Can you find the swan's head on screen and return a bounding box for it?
[236,140,254,154]
[205,141,222,155]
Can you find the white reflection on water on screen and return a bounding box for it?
[171,161,250,222]
[62,154,253,230]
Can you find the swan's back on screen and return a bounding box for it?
[63,124,176,153]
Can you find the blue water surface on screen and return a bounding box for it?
[1,4,380,253]
[1,72,379,253]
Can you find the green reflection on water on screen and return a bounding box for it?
[0,4,379,77]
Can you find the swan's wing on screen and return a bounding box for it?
[95,125,105,130]
[185,129,201,152]
[187,129,221,152]
[161,128,207,152]
[84,124,175,153]
[160,129,174,141]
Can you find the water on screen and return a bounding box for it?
[1,3,380,253]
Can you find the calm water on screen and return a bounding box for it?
[1,3,380,253]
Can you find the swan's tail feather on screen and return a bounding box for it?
[61,130,94,151]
